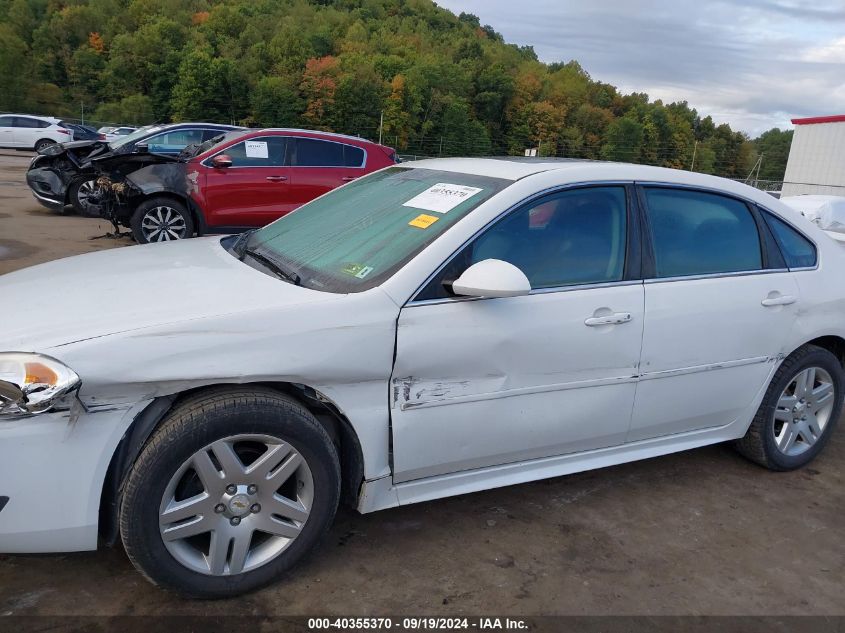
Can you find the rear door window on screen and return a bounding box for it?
[291,138,345,167]
[13,117,44,128]
[643,188,763,278]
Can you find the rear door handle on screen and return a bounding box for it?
[761,295,796,307]
[266,175,288,182]
[585,312,632,327]
[342,176,358,182]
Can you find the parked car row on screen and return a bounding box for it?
[25,123,399,243]
[26,122,241,217]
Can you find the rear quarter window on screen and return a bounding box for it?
[344,145,365,167]
[764,211,817,269]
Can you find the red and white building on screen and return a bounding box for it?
[782,115,845,197]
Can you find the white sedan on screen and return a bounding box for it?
[1,159,843,597]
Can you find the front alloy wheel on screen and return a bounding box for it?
[120,387,340,597]
[159,434,314,576]
[140,206,189,242]
[130,197,195,244]
[70,179,103,217]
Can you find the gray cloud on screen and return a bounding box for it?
[436,0,845,135]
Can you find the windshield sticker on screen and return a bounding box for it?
[409,213,439,229]
[403,183,483,214]
[342,263,375,279]
[245,140,268,158]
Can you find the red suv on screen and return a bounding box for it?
[115,129,398,243]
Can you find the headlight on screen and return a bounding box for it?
[37,143,64,157]
[0,353,81,416]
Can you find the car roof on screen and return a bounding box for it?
[402,157,794,213]
[163,122,243,129]
[256,128,373,143]
[1,113,62,122]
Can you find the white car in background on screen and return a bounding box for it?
[0,114,73,151]
[1,159,844,598]
[781,195,845,242]
[103,126,138,142]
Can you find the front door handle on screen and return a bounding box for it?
[585,312,632,327]
[761,295,796,307]
[342,176,358,182]
[266,175,288,182]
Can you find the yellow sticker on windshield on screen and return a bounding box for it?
[409,214,439,229]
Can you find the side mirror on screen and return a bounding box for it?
[451,259,531,298]
[134,141,148,152]
[212,154,233,168]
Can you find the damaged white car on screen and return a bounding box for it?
[2,158,844,597]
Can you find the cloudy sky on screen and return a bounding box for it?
[436,0,845,136]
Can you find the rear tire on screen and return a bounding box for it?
[120,387,341,598]
[735,344,843,470]
[34,138,56,152]
[130,197,194,244]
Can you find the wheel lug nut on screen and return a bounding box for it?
[251,503,261,513]
[247,484,257,495]
[230,517,241,526]
[226,485,237,495]
[215,503,225,513]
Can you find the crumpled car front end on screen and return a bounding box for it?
[25,140,110,210]
[25,165,69,209]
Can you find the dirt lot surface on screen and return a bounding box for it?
[0,151,843,617]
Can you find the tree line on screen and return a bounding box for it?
[0,0,793,179]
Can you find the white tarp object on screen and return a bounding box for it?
[780,195,845,242]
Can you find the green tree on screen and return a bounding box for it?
[601,117,644,163]
[0,23,31,110]
[753,128,793,181]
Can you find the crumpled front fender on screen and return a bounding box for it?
[124,162,189,197]
[26,166,69,203]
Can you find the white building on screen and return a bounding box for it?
[782,115,845,197]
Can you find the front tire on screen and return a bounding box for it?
[120,387,341,598]
[130,197,194,243]
[736,344,843,470]
[69,178,103,217]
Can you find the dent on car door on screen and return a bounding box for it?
[629,186,801,441]
[390,185,645,483]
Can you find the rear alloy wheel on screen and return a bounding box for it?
[120,387,340,598]
[69,179,103,217]
[34,138,56,152]
[131,197,194,244]
[736,345,843,470]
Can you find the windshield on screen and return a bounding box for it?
[247,167,510,293]
[109,125,160,149]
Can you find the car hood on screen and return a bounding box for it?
[0,237,337,351]
[59,140,103,151]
